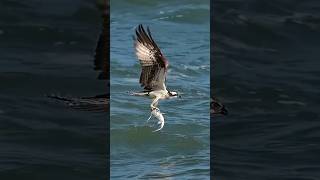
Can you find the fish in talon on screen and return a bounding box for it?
[152,118,164,132]
[145,108,165,132]
[147,107,159,122]
[151,108,165,132]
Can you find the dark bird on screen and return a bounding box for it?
[131,24,179,131]
[131,25,178,110]
[211,98,228,115]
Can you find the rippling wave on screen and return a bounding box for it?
[212,0,320,179]
[0,0,107,179]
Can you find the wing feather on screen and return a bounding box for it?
[133,24,168,91]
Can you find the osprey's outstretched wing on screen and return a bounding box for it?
[133,24,169,91]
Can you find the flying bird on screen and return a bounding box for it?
[131,24,178,131]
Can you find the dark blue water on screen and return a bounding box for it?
[0,1,108,179]
[212,0,320,179]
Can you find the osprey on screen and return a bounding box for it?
[131,24,178,131]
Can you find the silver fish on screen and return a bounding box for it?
[147,108,165,132]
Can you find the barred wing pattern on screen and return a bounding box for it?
[134,24,168,91]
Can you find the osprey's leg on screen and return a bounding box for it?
[150,97,160,111]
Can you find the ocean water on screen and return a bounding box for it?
[110,0,210,179]
[212,0,320,179]
[0,0,108,179]
[2,0,319,179]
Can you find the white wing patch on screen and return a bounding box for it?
[135,42,157,66]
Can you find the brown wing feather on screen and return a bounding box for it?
[139,64,166,90]
[134,24,168,90]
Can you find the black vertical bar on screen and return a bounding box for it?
[103,0,110,179]
[210,0,214,178]
[106,0,110,179]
